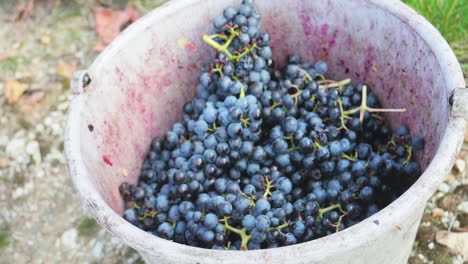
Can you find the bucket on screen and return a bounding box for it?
[65,0,467,263]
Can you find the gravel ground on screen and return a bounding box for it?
[0,1,466,264]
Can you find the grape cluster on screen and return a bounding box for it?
[119,0,424,250]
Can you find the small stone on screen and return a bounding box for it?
[439,194,462,211]
[435,231,468,256]
[437,183,450,193]
[449,180,462,192]
[0,157,10,169]
[458,201,468,214]
[432,208,444,218]
[428,242,434,250]
[26,140,41,164]
[6,136,27,159]
[61,229,78,249]
[455,159,466,173]
[92,242,104,258]
[12,187,25,199]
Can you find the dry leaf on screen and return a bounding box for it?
[93,5,139,48]
[56,60,77,80]
[5,80,28,104]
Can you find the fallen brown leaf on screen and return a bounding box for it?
[93,5,139,48]
[5,79,28,104]
[435,230,468,256]
[56,60,77,80]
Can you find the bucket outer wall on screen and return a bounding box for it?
[65,0,466,263]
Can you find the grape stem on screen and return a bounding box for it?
[268,221,289,235]
[239,86,245,98]
[269,101,282,110]
[328,213,348,233]
[208,122,218,133]
[403,145,412,165]
[211,63,224,76]
[341,152,357,161]
[138,210,158,221]
[297,68,313,83]
[343,85,406,123]
[313,141,322,149]
[224,241,232,250]
[131,201,139,209]
[289,85,303,105]
[237,190,256,207]
[203,27,255,63]
[202,27,239,61]
[220,217,251,250]
[317,203,345,220]
[318,78,351,92]
[262,176,276,200]
[336,99,349,130]
[240,117,250,128]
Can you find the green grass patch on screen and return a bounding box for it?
[0,226,11,251]
[403,0,467,44]
[78,217,99,237]
[0,56,20,73]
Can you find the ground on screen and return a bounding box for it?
[0,1,466,264]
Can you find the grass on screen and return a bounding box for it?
[0,226,11,251]
[403,0,467,44]
[78,217,99,237]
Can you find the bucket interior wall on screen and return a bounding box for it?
[77,0,450,215]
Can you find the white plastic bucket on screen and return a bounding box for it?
[65,0,466,263]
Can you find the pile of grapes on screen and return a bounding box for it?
[119,0,424,250]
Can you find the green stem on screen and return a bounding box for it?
[241,117,250,128]
[341,153,357,161]
[315,73,325,80]
[328,213,347,233]
[262,177,275,200]
[336,99,349,130]
[221,217,251,250]
[238,190,256,207]
[287,146,299,153]
[343,85,406,123]
[403,145,412,165]
[239,86,245,98]
[297,68,313,82]
[312,102,320,112]
[270,101,282,110]
[131,201,139,209]
[313,141,322,149]
[318,78,351,91]
[317,203,345,220]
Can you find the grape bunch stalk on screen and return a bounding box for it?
[119,0,425,250]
